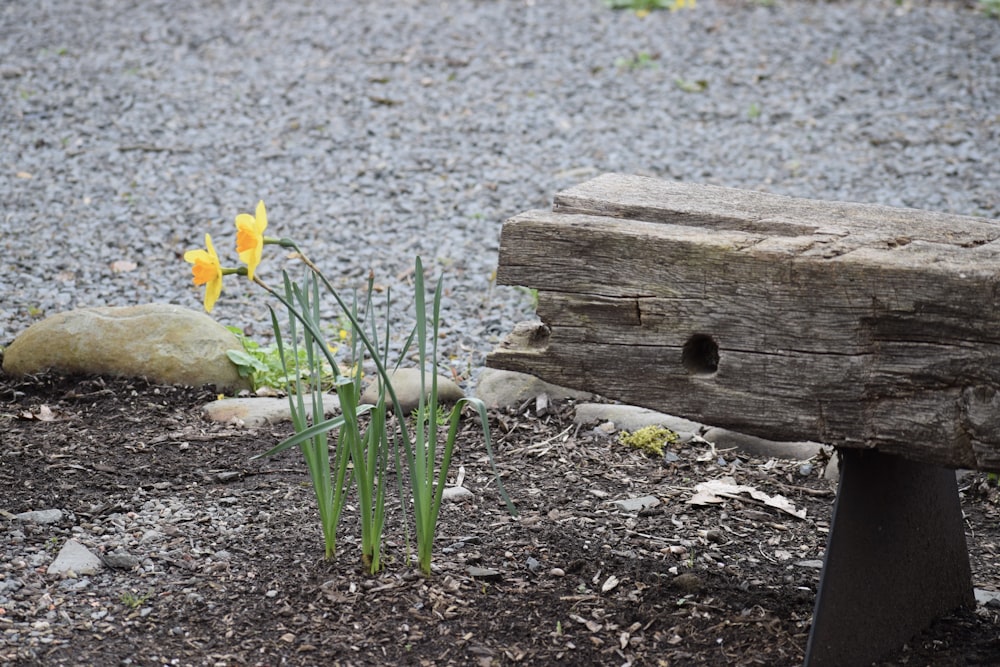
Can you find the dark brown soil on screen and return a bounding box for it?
[2,373,1000,666]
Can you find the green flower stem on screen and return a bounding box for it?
[266,243,412,441]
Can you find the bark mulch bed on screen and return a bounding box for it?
[3,373,1000,666]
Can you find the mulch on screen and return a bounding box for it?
[2,372,1000,666]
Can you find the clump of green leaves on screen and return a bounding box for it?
[120,591,150,609]
[981,0,1000,18]
[615,51,659,70]
[618,425,679,457]
[226,326,335,393]
[604,0,695,11]
[675,77,708,93]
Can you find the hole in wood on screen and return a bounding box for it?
[682,334,719,377]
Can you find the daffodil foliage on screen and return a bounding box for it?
[186,203,515,575]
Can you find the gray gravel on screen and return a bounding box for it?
[4,0,999,380]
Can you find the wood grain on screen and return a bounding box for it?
[489,173,1000,471]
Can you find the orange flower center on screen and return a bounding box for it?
[191,261,217,285]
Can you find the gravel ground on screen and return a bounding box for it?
[3,0,999,381]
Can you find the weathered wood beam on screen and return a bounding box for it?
[489,173,1000,471]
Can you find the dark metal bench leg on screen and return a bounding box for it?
[804,449,975,667]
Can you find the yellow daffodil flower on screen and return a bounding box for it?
[184,234,224,313]
[236,200,268,280]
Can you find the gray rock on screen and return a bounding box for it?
[975,588,1000,607]
[102,551,141,570]
[47,540,102,576]
[796,560,825,569]
[441,486,474,503]
[475,368,592,410]
[611,495,662,512]
[203,394,340,426]
[467,566,502,580]
[702,427,827,461]
[824,453,841,481]
[574,404,702,441]
[14,509,64,524]
[2,304,250,392]
[360,368,464,415]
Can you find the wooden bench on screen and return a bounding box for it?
[488,173,1000,666]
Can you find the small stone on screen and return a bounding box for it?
[701,427,823,461]
[526,556,541,573]
[441,486,474,502]
[47,540,103,576]
[549,567,566,577]
[474,367,592,410]
[467,566,502,580]
[594,421,616,437]
[798,463,813,477]
[0,65,24,79]
[102,551,140,569]
[673,572,703,593]
[704,529,725,544]
[203,394,340,426]
[2,304,250,391]
[612,495,661,512]
[14,509,64,524]
[140,530,164,544]
[360,368,464,415]
[574,404,702,434]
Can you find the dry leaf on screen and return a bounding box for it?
[688,476,807,520]
[601,574,621,593]
[569,614,602,632]
[20,405,58,421]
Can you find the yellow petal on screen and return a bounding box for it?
[185,234,224,311]
[255,200,268,233]
[235,202,267,280]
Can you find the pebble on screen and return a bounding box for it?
[47,540,103,576]
[475,368,592,410]
[102,551,141,570]
[360,368,465,415]
[468,566,502,581]
[704,529,725,544]
[14,509,64,524]
[441,486,474,503]
[203,394,340,426]
[612,495,662,512]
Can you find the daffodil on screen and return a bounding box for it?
[184,234,224,313]
[236,200,268,280]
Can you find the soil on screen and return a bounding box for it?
[3,372,1000,667]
